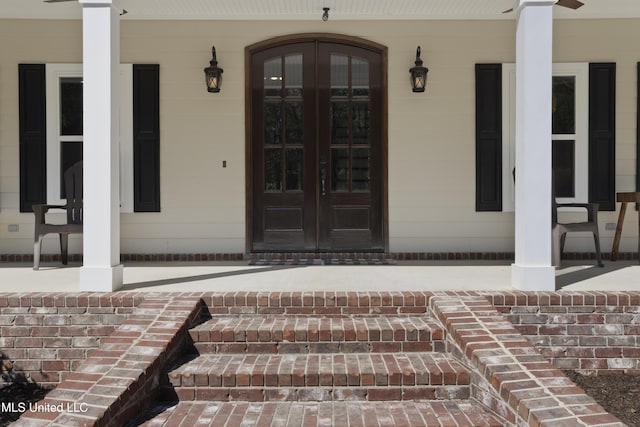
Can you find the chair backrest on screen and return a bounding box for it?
[64,161,83,225]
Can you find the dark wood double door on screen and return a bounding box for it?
[250,38,385,252]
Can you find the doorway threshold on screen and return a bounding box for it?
[248,252,395,265]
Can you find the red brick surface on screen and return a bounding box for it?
[136,401,504,427]
[430,295,625,426]
[5,290,638,426]
[14,296,204,427]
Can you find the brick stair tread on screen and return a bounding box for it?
[190,315,445,343]
[168,352,470,389]
[138,400,503,426]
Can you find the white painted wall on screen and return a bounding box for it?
[1,18,639,256]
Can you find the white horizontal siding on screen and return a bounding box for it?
[1,18,640,255]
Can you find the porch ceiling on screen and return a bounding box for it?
[3,0,640,21]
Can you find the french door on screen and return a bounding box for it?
[249,38,385,252]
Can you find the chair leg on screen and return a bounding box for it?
[59,233,69,265]
[560,233,567,255]
[33,235,43,270]
[552,228,562,267]
[593,231,604,267]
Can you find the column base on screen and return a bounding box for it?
[80,264,124,292]
[511,263,555,291]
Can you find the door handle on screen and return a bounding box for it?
[320,155,327,196]
[320,168,327,196]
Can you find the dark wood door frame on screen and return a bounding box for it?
[245,33,389,253]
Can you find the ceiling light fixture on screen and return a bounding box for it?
[322,7,330,21]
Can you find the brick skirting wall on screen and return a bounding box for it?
[486,291,640,374]
[0,294,144,387]
[4,251,636,263]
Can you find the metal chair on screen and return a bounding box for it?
[33,161,83,270]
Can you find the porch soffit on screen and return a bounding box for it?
[3,0,640,21]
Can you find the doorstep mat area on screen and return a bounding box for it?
[248,258,396,266]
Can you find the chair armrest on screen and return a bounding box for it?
[32,204,66,224]
[555,202,599,222]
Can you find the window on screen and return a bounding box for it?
[502,63,588,211]
[45,64,134,212]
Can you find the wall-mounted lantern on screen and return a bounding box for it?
[409,46,428,93]
[204,46,224,93]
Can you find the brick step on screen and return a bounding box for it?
[166,353,470,402]
[190,315,446,354]
[136,400,503,426]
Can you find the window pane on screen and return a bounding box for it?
[285,102,303,144]
[332,148,349,192]
[351,102,370,145]
[284,54,302,97]
[264,103,281,145]
[552,76,575,135]
[60,141,83,198]
[352,57,369,97]
[264,58,282,98]
[331,102,349,145]
[352,148,370,192]
[331,54,349,97]
[60,77,83,136]
[285,148,303,191]
[552,140,575,198]
[264,149,282,191]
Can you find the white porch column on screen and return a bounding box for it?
[511,0,555,291]
[79,0,123,291]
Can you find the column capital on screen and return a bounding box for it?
[513,0,556,13]
[79,0,122,7]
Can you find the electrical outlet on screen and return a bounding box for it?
[8,224,19,232]
[605,222,617,231]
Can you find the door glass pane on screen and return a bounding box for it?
[351,148,369,192]
[552,76,575,135]
[285,102,303,144]
[264,58,282,98]
[351,102,370,145]
[264,103,282,145]
[331,102,349,145]
[331,148,349,192]
[60,77,83,136]
[352,57,369,97]
[286,148,303,191]
[552,140,575,198]
[285,54,303,97]
[351,148,370,192]
[60,141,83,198]
[264,149,282,191]
[331,54,349,97]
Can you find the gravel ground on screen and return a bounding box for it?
[565,370,640,427]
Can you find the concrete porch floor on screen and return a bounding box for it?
[1,259,639,292]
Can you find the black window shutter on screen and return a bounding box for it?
[133,64,161,212]
[589,63,616,211]
[19,64,47,213]
[475,64,502,211]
